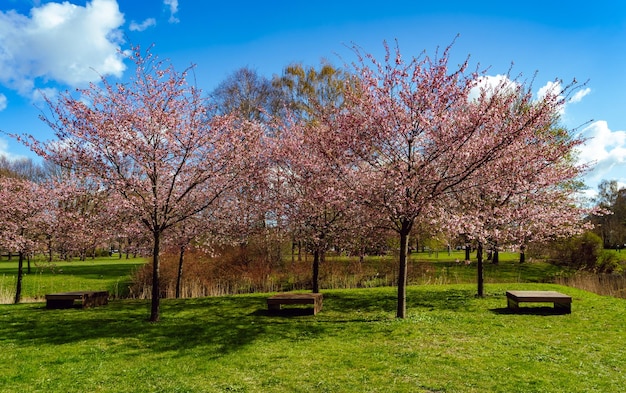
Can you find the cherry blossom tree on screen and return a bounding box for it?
[447,86,590,296]
[332,41,584,317]
[451,165,589,296]
[272,116,359,293]
[50,177,116,260]
[0,176,50,303]
[19,47,266,322]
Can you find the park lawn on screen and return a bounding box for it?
[0,257,146,302]
[328,251,566,285]
[0,283,624,392]
[0,254,566,303]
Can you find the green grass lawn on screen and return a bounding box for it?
[0,251,562,304]
[0,257,146,302]
[411,251,564,283]
[0,283,624,392]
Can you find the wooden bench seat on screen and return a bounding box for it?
[45,291,109,309]
[267,293,323,315]
[506,290,572,313]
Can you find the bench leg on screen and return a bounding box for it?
[313,299,322,315]
[554,302,571,314]
[507,298,519,311]
[268,303,281,312]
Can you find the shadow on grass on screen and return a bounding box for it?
[322,287,475,313]
[43,264,139,277]
[0,287,480,357]
[0,297,271,357]
[490,306,571,316]
[260,308,317,317]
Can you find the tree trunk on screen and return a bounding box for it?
[519,244,526,263]
[359,243,365,264]
[477,242,484,297]
[14,251,24,304]
[175,245,185,299]
[150,230,161,322]
[492,242,499,265]
[27,254,31,274]
[397,220,412,318]
[312,248,320,293]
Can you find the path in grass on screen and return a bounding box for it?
[0,283,624,392]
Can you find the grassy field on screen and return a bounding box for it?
[0,257,146,302]
[0,251,564,302]
[0,283,624,392]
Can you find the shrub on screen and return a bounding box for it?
[597,250,623,274]
[128,243,442,299]
[550,231,609,272]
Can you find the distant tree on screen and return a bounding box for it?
[211,67,283,121]
[591,180,626,248]
[272,62,352,121]
[18,47,266,322]
[52,177,116,260]
[613,189,626,249]
[0,156,46,183]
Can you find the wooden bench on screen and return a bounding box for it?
[45,291,109,309]
[506,290,572,313]
[267,293,323,315]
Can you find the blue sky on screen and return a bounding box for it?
[1,0,625,196]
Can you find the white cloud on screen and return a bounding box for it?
[536,80,562,102]
[164,0,180,23]
[536,82,591,119]
[0,139,9,156]
[0,0,126,97]
[32,87,59,105]
[536,80,565,115]
[0,138,20,160]
[130,18,156,32]
[576,120,626,187]
[468,74,519,101]
[569,87,591,104]
[0,94,6,111]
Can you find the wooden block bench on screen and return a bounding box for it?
[506,290,572,313]
[45,291,109,309]
[267,293,323,315]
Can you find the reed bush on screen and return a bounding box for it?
[555,272,626,298]
[128,245,542,299]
